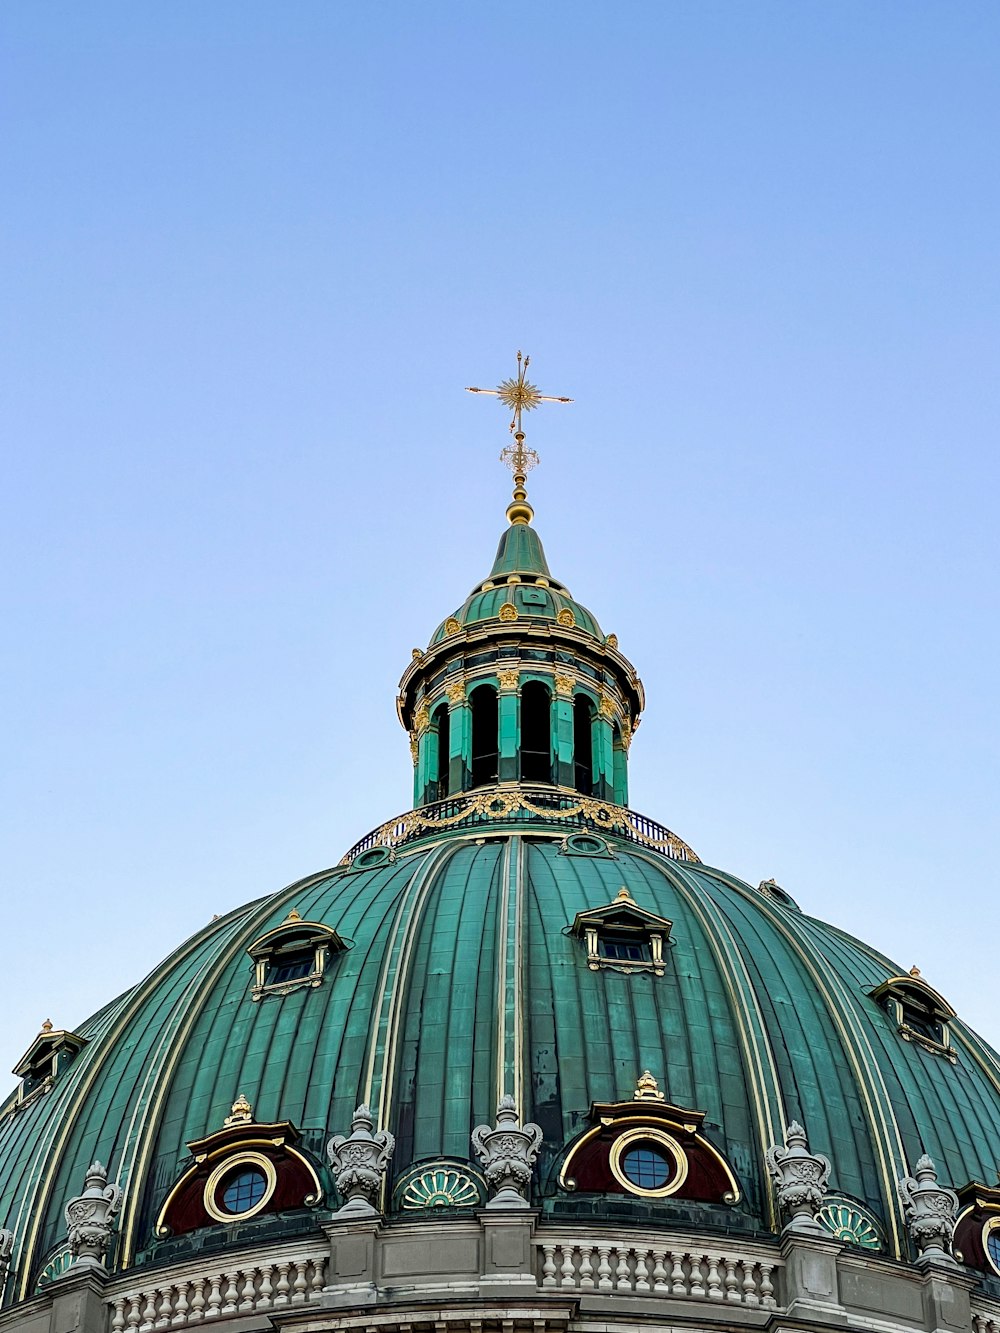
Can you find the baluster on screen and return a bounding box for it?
[541,1245,557,1287]
[172,1282,190,1325]
[221,1274,238,1316]
[273,1263,291,1305]
[635,1249,650,1293]
[126,1297,142,1333]
[291,1260,308,1303]
[310,1258,325,1297]
[578,1245,594,1289]
[204,1277,222,1320]
[760,1262,776,1310]
[140,1294,157,1333]
[706,1255,723,1302]
[560,1246,576,1287]
[112,1298,127,1332]
[156,1289,173,1327]
[723,1256,740,1302]
[742,1261,759,1308]
[239,1270,256,1312]
[257,1265,273,1310]
[670,1252,686,1296]
[690,1255,706,1298]
[188,1279,206,1323]
[651,1248,668,1293]
[615,1248,631,1292]
[597,1246,613,1292]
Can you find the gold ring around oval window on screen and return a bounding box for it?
[203,1150,278,1223]
[608,1126,690,1199]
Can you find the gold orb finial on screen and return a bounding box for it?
[910,965,922,978]
[224,1093,253,1126]
[40,1019,53,1033]
[634,1070,665,1102]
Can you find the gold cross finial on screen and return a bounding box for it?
[466,352,572,525]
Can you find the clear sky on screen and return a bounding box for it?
[2,3,998,1084]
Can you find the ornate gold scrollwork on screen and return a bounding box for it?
[414,703,430,732]
[498,602,518,622]
[497,670,520,691]
[445,679,466,704]
[554,673,575,697]
[556,607,575,628]
[599,693,616,718]
[443,617,462,636]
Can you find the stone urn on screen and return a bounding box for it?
[899,1154,959,1263]
[766,1121,830,1233]
[64,1162,122,1270]
[327,1104,395,1218]
[471,1095,543,1209]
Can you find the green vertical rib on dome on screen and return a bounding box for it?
[490,524,552,579]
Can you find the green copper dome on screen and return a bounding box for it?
[430,523,603,644]
[3,819,1000,1299]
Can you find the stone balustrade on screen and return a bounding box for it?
[108,1253,326,1330]
[972,1294,1000,1333]
[536,1236,780,1307]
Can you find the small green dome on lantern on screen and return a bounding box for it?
[430,522,603,644]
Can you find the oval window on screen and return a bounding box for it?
[565,833,608,856]
[353,846,393,869]
[621,1144,671,1191]
[219,1167,268,1216]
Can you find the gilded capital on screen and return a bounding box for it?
[554,673,575,698]
[414,703,430,733]
[445,679,466,705]
[497,670,519,691]
[599,692,616,719]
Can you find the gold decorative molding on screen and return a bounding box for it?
[556,607,575,628]
[497,669,520,691]
[445,679,466,704]
[599,692,616,718]
[554,673,575,698]
[443,616,462,636]
[414,703,430,732]
[620,718,633,751]
[498,602,518,622]
[605,633,619,650]
[409,733,418,764]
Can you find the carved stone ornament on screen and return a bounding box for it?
[64,1161,122,1270]
[443,617,462,636]
[471,1094,543,1209]
[599,692,616,718]
[765,1121,830,1233]
[554,673,575,698]
[0,1228,13,1292]
[497,670,520,691]
[413,703,430,733]
[445,678,466,704]
[327,1104,395,1218]
[898,1154,959,1263]
[498,602,518,622]
[556,607,575,628]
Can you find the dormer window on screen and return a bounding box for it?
[570,888,672,977]
[248,911,346,1002]
[12,1021,87,1109]
[870,969,956,1063]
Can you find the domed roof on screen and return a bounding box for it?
[430,523,603,644]
[3,816,999,1292]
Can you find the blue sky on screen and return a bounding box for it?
[2,3,998,1082]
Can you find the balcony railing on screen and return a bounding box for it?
[341,784,699,864]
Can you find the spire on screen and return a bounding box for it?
[466,351,572,525]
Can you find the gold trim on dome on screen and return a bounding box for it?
[556,607,575,628]
[498,602,518,622]
[341,788,699,865]
[443,617,462,636]
[605,633,619,650]
[608,1126,689,1199]
[202,1150,277,1224]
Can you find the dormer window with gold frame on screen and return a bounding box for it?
[870,968,957,1063]
[570,888,672,977]
[11,1021,87,1110]
[247,910,346,1002]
